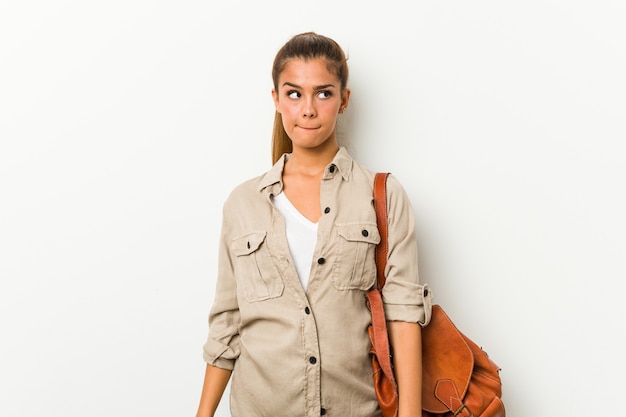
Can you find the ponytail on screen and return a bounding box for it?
[271,112,292,164]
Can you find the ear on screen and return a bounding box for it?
[271,88,280,112]
[340,88,351,112]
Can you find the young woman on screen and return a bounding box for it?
[196,32,432,417]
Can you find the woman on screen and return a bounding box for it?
[196,32,431,417]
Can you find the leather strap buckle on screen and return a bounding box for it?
[454,404,471,417]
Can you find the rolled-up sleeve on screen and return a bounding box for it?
[381,175,433,326]
[202,204,242,370]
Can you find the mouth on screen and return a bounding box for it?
[297,125,320,131]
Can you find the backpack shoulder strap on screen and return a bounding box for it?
[373,172,390,290]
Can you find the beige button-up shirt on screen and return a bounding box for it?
[203,148,431,417]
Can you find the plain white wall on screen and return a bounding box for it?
[1,1,624,416]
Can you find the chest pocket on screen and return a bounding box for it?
[231,231,284,302]
[332,223,380,290]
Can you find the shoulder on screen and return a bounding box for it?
[364,168,414,217]
[385,173,410,198]
[223,173,266,210]
[384,173,416,227]
[348,158,375,181]
[350,158,409,199]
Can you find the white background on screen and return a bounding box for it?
[1,1,625,416]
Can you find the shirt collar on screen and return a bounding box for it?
[258,147,354,194]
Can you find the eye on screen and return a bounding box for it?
[287,90,300,99]
[317,90,332,99]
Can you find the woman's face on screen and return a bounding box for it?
[272,58,350,153]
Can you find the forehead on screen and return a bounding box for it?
[278,58,339,86]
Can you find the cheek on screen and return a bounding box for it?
[281,109,296,130]
[322,105,341,118]
[280,106,295,121]
[277,100,292,114]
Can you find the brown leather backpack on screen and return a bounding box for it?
[368,172,505,417]
[421,304,505,417]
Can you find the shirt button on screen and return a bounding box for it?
[305,307,311,314]
[309,356,317,364]
[362,229,369,237]
[317,257,325,264]
[324,207,330,214]
[320,408,327,415]
[329,164,336,173]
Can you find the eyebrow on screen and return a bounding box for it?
[281,82,337,90]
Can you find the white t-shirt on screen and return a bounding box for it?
[272,192,318,290]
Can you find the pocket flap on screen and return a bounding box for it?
[337,224,381,245]
[231,232,267,256]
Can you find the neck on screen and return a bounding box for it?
[288,143,339,177]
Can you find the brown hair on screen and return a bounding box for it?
[271,32,349,164]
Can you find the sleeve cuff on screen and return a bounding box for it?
[202,337,240,371]
[383,283,433,326]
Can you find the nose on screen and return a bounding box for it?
[303,98,316,118]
